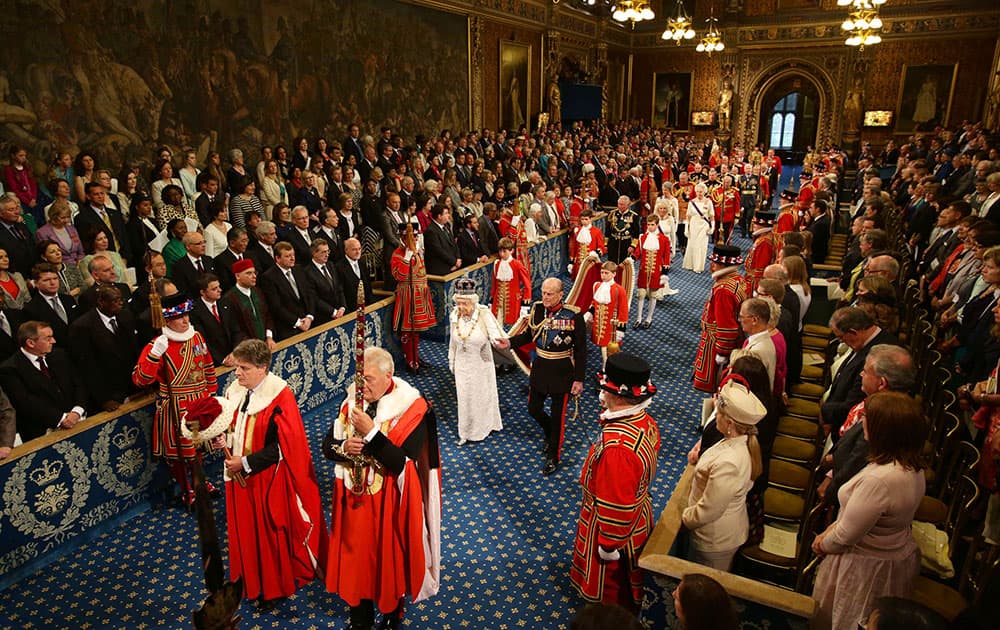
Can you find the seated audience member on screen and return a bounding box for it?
[821,307,898,439]
[22,263,80,341]
[78,255,132,313]
[0,246,31,310]
[819,345,916,506]
[806,198,831,264]
[68,285,139,413]
[247,221,278,274]
[423,203,461,275]
[301,238,346,325]
[0,320,87,442]
[690,355,778,547]
[673,573,740,630]
[812,392,927,630]
[224,259,276,350]
[213,227,251,292]
[258,242,315,341]
[336,237,374,311]
[171,231,216,298]
[37,238,85,297]
[189,272,245,367]
[36,200,85,265]
[457,214,489,267]
[863,597,948,630]
[78,226,128,288]
[683,378,767,571]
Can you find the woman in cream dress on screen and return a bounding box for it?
[683,183,715,273]
[448,278,510,444]
[654,182,679,256]
[682,378,766,571]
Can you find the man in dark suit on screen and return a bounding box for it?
[0,193,35,277]
[124,192,160,258]
[478,203,501,256]
[326,165,348,208]
[279,206,314,266]
[22,263,80,342]
[170,231,216,297]
[918,200,970,279]
[224,259,276,349]
[820,307,899,440]
[313,208,345,262]
[336,238,374,311]
[457,215,489,268]
[247,221,278,274]
[806,199,832,265]
[819,345,916,506]
[344,124,365,165]
[0,320,87,442]
[193,174,221,227]
[213,227,251,292]
[423,204,461,275]
[189,273,246,366]
[302,238,346,325]
[67,285,138,413]
[75,182,132,265]
[358,145,378,184]
[78,256,132,313]
[258,242,316,341]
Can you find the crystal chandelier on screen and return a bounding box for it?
[662,0,696,45]
[612,1,655,24]
[839,0,886,49]
[696,14,725,55]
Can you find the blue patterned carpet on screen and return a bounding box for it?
[0,238,752,629]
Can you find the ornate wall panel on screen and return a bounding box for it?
[631,50,722,129]
[481,19,544,130]
[734,50,847,147]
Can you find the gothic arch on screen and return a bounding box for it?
[735,54,847,150]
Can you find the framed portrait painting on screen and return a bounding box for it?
[652,73,692,131]
[895,64,958,134]
[500,41,531,132]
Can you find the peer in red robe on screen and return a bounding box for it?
[215,356,327,604]
[323,348,441,630]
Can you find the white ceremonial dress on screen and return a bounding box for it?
[448,304,505,442]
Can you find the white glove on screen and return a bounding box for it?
[715,353,728,366]
[567,263,574,274]
[519,305,530,318]
[615,331,625,343]
[511,214,521,226]
[403,249,414,262]
[584,312,594,325]
[150,335,169,358]
[597,546,621,562]
[588,250,600,260]
[659,274,668,286]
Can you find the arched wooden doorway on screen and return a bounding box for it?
[757,74,820,163]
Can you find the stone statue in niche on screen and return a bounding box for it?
[547,80,561,124]
[844,76,864,134]
[718,77,734,132]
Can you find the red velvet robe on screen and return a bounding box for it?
[325,382,441,613]
[491,257,532,326]
[223,375,327,600]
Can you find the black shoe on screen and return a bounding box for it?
[257,597,284,612]
[377,613,401,630]
[542,458,559,475]
[418,358,429,367]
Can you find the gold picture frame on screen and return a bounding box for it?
[500,40,531,132]
[894,63,959,134]
[652,73,692,131]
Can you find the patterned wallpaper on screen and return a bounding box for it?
[631,49,722,128]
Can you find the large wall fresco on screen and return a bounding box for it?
[0,0,469,170]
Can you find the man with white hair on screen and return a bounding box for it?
[323,346,441,630]
[605,195,640,264]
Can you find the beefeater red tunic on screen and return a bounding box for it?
[570,409,660,605]
[133,330,217,460]
[391,247,436,332]
[692,270,747,392]
[744,229,781,295]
